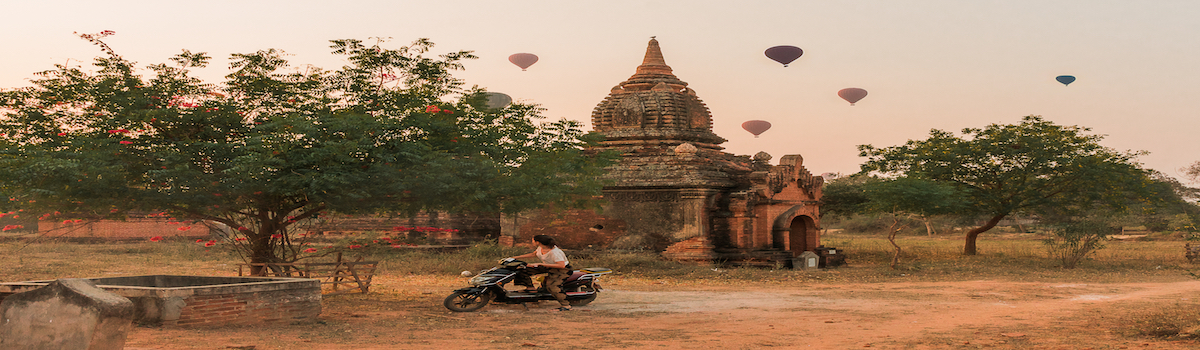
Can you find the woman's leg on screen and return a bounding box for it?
[542,268,571,308]
[518,266,548,291]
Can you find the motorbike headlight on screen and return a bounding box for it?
[468,275,490,286]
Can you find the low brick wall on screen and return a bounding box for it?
[0,275,320,327]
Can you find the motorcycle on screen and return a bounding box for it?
[443,258,613,312]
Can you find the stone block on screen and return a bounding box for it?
[0,278,135,350]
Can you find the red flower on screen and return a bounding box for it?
[303,248,318,253]
[57,133,66,136]
[177,226,191,231]
[62,219,72,224]
[119,141,133,145]
[196,239,205,243]
[235,237,247,241]
[271,234,283,239]
[149,236,163,242]
[348,244,363,249]
[237,226,249,231]
[424,105,441,113]
[442,109,453,114]
[204,240,216,247]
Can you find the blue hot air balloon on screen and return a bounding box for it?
[1056,75,1076,86]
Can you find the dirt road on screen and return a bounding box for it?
[123,278,1200,349]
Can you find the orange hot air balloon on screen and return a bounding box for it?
[838,88,868,106]
[508,53,539,71]
[741,120,772,138]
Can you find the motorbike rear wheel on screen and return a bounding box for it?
[568,284,598,306]
[444,290,493,312]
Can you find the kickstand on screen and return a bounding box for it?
[521,303,530,311]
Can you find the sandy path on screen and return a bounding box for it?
[125,280,1200,349]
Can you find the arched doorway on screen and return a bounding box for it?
[788,215,814,256]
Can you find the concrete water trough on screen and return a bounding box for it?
[0,275,321,327]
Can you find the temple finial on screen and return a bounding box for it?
[639,37,669,71]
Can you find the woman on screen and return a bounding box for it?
[510,234,572,311]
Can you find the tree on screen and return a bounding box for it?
[862,177,967,268]
[859,116,1154,255]
[1186,161,1200,184]
[0,32,614,274]
[818,174,872,219]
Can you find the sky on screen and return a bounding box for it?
[2,1,1198,180]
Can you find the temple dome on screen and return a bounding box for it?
[591,38,726,149]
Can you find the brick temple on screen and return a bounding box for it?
[503,38,824,265]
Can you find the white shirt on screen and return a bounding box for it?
[535,246,569,267]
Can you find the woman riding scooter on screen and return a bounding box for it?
[509,235,572,311]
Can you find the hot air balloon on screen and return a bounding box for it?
[1055,75,1075,86]
[764,46,803,67]
[837,88,868,106]
[508,53,539,71]
[483,92,512,109]
[741,120,772,138]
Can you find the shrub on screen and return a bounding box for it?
[1043,219,1117,268]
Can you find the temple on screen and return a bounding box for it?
[502,38,824,265]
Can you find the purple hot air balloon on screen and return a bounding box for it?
[508,53,539,71]
[764,46,804,67]
[741,120,772,138]
[838,88,868,106]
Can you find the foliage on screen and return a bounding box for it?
[1185,161,1200,184]
[1122,171,1200,232]
[861,177,969,268]
[0,33,615,273]
[818,174,873,218]
[1042,218,1117,269]
[859,115,1156,255]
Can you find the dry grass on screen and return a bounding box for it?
[3,233,1199,343]
[2,231,1195,285]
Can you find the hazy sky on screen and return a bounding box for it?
[3,1,1197,179]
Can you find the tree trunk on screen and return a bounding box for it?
[249,234,275,276]
[888,216,907,269]
[963,214,1007,255]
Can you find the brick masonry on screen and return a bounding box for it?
[0,276,321,328]
[502,39,824,266]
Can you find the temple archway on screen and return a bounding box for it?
[788,215,816,255]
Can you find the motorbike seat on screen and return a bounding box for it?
[564,271,586,282]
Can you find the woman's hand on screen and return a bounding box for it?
[528,263,540,268]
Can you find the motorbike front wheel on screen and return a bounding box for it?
[444,290,493,312]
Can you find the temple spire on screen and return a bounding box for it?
[634,37,674,76]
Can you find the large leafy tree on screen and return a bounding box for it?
[0,32,613,273]
[859,116,1155,255]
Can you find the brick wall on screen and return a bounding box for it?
[169,288,321,327]
[514,208,627,250]
[308,212,499,244]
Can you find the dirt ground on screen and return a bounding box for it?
[122,277,1200,350]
